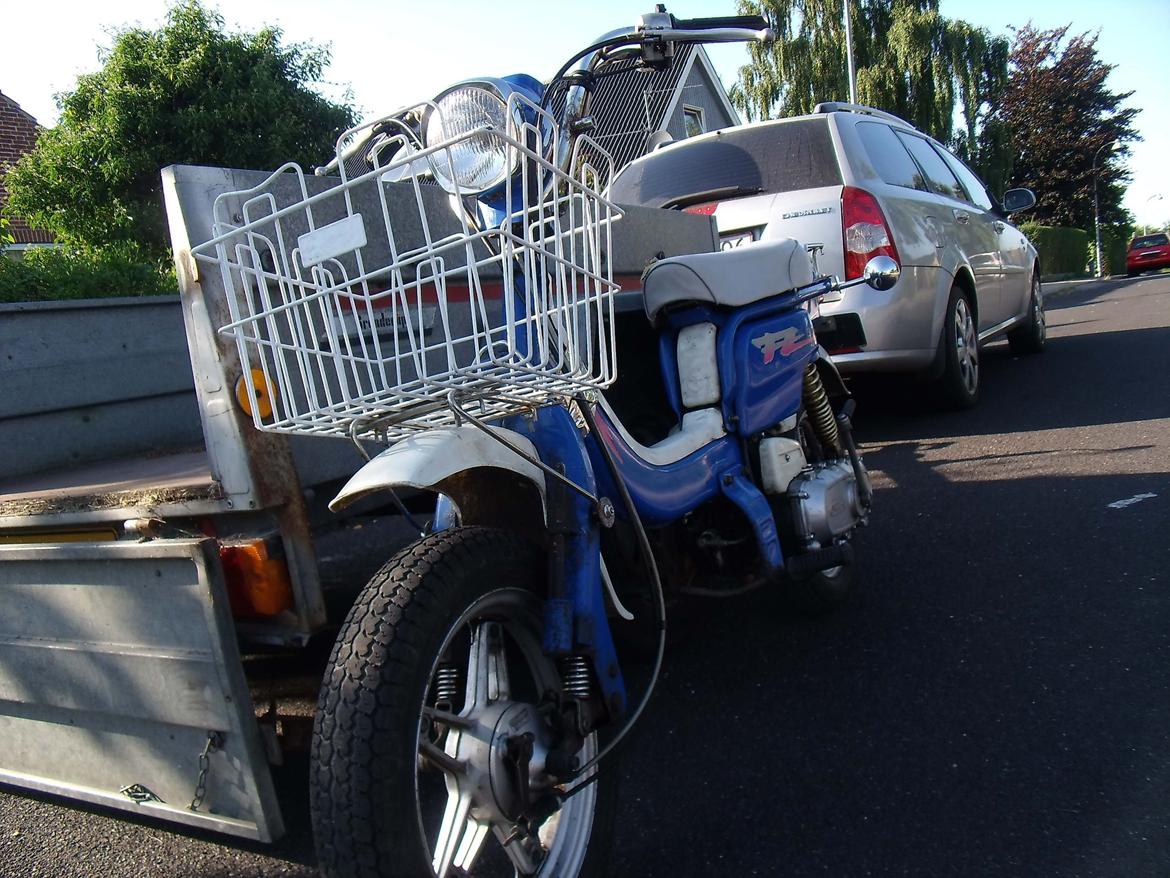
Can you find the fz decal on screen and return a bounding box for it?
[751,327,813,364]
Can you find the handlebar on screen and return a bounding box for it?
[671,15,770,32]
[660,14,772,42]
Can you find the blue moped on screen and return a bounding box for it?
[200,9,898,877]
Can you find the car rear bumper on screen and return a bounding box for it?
[1127,256,1170,273]
[826,347,937,373]
[815,264,941,372]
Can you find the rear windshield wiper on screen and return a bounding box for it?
[660,185,763,210]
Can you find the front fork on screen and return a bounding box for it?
[434,406,628,725]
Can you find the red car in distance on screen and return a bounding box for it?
[1126,232,1170,277]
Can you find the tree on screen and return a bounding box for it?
[729,0,1011,193]
[3,1,356,257]
[1001,25,1139,231]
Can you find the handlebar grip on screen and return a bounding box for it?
[671,15,770,32]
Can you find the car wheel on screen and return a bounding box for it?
[935,285,980,409]
[1007,274,1046,355]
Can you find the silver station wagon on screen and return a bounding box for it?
[610,102,1045,407]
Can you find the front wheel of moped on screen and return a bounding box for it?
[310,526,618,878]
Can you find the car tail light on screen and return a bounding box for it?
[682,202,719,216]
[841,186,900,280]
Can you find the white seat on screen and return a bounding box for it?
[642,237,814,320]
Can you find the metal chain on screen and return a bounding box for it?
[188,731,224,812]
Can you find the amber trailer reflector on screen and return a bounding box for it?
[234,368,276,420]
[219,540,294,617]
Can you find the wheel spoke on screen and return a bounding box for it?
[452,817,492,872]
[464,620,510,712]
[420,737,466,776]
[432,781,474,877]
[952,298,979,393]
[1035,286,1046,340]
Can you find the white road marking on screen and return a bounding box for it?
[1107,492,1158,509]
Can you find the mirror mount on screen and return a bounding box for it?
[832,255,900,293]
[796,255,900,305]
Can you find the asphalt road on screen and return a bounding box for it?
[2,274,1168,877]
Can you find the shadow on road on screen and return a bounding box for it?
[610,464,1169,877]
[849,324,1170,442]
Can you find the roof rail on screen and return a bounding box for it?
[813,101,916,129]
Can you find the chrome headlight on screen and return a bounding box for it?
[425,86,514,194]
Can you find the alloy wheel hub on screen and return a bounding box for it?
[448,700,552,824]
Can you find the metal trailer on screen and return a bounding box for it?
[0,164,716,842]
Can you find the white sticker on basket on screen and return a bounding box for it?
[323,305,438,346]
[298,214,367,267]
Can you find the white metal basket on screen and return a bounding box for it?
[191,95,620,442]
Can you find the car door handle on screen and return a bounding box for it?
[952,209,970,225]
[992,220,1006,234]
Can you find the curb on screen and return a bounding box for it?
[1042,276,1126,301]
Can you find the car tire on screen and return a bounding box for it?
[935,284,980,409]
[1007,274,1046,355]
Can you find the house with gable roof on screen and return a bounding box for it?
[0,90,55,253]
[554,44,740,171]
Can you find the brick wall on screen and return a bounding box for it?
[0,91,54,245]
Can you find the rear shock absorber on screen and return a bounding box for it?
[432,663,461,712]
[803,364,842,454]
[558,655,594,700]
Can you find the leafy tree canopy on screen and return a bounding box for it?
[729,0,1011,194]
[730,0,1006,191]
[1001,24,1139,231]
[3,1,357,257]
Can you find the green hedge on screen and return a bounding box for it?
[1100,226,1130,277]
[0,245,176,303]
[1018,223,1090,277]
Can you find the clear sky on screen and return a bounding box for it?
[1,0,1167,225]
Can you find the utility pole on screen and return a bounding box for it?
[843,0,857,104]
[1145,193,1164,229]
[1092,142,1113,278]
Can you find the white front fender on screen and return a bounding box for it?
[329,426,547,513]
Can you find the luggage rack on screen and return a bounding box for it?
[191,95,621,443]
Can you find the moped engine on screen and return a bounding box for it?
[787,460,866,547]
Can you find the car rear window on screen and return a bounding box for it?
[608,119,842,209]
[1131,234,1169,248]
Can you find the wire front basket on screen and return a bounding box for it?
[191,94,620,443]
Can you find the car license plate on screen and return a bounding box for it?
[719,230,756,251]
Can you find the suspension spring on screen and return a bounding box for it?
[558,655,594,700]
[432,663,461,711]
[803,364,841,454]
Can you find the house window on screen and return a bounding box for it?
[683,105,705,138]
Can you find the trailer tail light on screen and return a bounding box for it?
[220,539,294,617]
[842,186,900,280]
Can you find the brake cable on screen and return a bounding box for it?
[559,396,667,795]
